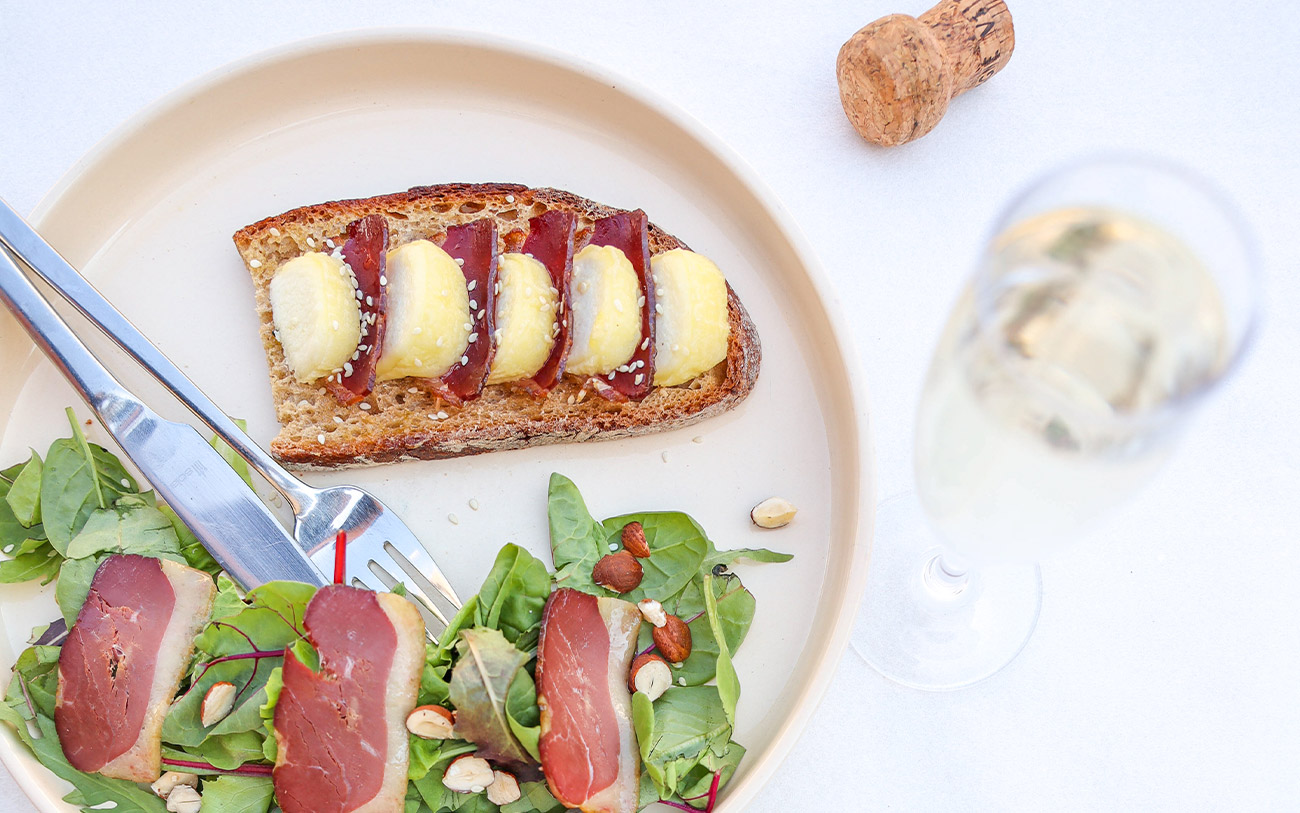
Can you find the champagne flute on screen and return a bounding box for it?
[853,156,1260,690]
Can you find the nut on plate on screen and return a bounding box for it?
[150,772,198,799]
[165,785,202,813]
[637,597,668,628]
[628,653,673,701]
[200,680,237,726]
[442,754,495,794]
[406,704,456,739]
[621,521,651,557]
[751,497,797,529]
[486,769,522,805]
[593,550,643,593]
[652,613,693,663]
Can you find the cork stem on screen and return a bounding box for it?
[918,0,1016,96]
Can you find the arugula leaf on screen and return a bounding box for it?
[448,627,535,768]
[546,473,608,593]
[5,450,42,527]
[198,774,275,813]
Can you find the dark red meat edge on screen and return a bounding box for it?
[587,210,655,400]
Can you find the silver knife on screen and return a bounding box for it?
[0,245,327,589]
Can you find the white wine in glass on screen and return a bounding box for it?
[854,157,1258,690]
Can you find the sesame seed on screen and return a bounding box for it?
[608,371,617,380]
[414,358,423,367]
[379,275,387,286]
[306,237,315,247]
[428,413,439,420]
[455,257,465,267]
[468,333,478,343]
[334,416,344,424]
[469,498,480,511]
[463,322,473,331]
[525,252,534,259]
[351,351,359,361]
[655,304,664,314]
[437,411,449,419]
[641,338,650,350]
[614,299,624,312]
[408,387,420,394]
[578,281,589,294]
[319,387,327,394]
[609,543,619,552]
[478,309,486,319]
[567,395,576,404]
[673,344,681,352]
[460,355,469,365]
[656,287,665,296]
[357,345,367,352]
[413,326,422,334]
[436,337,444,347]
[318,433,326,444]
[249,259,262,268]
[677,677,686,686]
[494,283,501,295]
[448,513,459,525]
[539,295,548,305]
[325,238,335,248]
[332,320,339,331]
[359,402,371,411]
[269,227,281,237]
[343,362,354,376]
[470,299,478,310]
[692,436,704,443]
[661,451,669,463]
[637,296,645,308]
[120,478,131,488]
[493,329,503,342]
[550,286,559,296]
[366,296,374,307]
[635,373,644,385]
[506,194,515,203]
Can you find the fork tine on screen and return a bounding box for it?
[367,559,450,630]
[382,541,464,611]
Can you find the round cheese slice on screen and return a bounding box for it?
[377,240,471,382]
[565,244,641,377]
[651,248,730,386]
[269,252,363,383]
[487,252,558,385]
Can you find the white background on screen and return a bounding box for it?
[1,1,1297,810]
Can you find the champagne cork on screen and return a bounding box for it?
[836,0,1015,147]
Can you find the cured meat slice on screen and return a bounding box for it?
[438,219,498,401]
[525,210,577,394]
[55,554,216,782]
[536,588,640,813]
[273,586,424,813]
[587,210,655,400]
[333,214,390,403]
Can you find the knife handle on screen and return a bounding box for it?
[0,198,311,512]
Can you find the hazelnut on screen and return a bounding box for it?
[442,754,495,794]
[628,653,672,701]
[750,497,797,529]
[486,769,522,805]
[165,785,202,813]
[200,681,237,727]
[150,771,199,799]
[621,521,651,557]
[651,614,693,663]
[593,551,643,593]
[637,598,668,628]
[406,705,455,739]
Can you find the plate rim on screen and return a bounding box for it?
[4,27,876,813]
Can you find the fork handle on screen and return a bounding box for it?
[0,197,314,512]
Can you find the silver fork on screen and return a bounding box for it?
[0,198,461,630]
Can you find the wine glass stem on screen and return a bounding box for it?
[922,550,973,600]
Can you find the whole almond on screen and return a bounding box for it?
[652,613,693,663]
[621,521,651,558]
[593,551,643,593]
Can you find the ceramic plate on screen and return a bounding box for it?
[0,30,873,812]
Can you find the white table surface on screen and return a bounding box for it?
[2,1,1297,810]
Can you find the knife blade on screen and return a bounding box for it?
[0,245,326,590]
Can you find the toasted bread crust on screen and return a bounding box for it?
[234,184,760,469]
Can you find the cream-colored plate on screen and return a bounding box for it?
[0,31,873,812]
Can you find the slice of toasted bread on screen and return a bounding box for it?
[233,184,761,469]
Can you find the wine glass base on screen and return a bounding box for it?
[852,492,1042,691]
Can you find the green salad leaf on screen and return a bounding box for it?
[5,450,43,527]
[448,627,535,769]
[198,774,275,813]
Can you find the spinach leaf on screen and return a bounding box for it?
[161,501,222,576]
[500,781,565,813]
[210,418,255,492]
[547,473,607,593]
[635,574,756,686]
[64,495,185,562]
[40,436,101,555]
[504,667,542,762]
[0,541,61,585]
[199,774,275,813]
[702,547,794,569]
[635,686,733,799]
[0,478,38,556]
[601,511,709,603]
[703,574,739,727]
[448,626,534,769]
[474,543,550,649]
[4,450,42,527]
[54,555,106,628]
